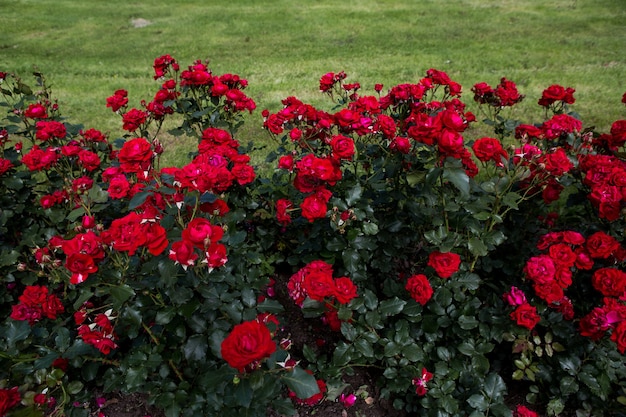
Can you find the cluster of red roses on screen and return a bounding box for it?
[0,387,20,417]
[265,69,487,227]
[9,285,64,325]
[74,306,118,355]
[471,77,525,107]
[519,230,626,351]
[287,260,358,330]
[405,251,462,306]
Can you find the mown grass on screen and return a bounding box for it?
[2,0,625,165]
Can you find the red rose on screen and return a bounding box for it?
[494,77,523,106]
[541,114,582,139]
[182,217,224,248]
[514,405,539,417]
[405,274,433,306]
[610,320,626,354]
[122,109,148,132]
[300,188,332,222]
[586,231,621,259]
[510,303,540,330]
[579,307,612,340]
[204,243,227,269]
[427,251,461,279]
[169,240,198,269]
[101,212,146,255]
[0,158,14,176]
[472,137,507,165]
[77,149,101,171]
[438,129,464,157]
[333,277,358,304]
[144,223,168,256]
[276,199,293,226]
[65,253,98,284]
[538,84,575,107]
[41,293,64,320]
[389,136,411,154]
[0,387,21,417]
[303,270,336,302]
[533,280,564,304]
[221,320,276,372]
[592,267,626,297]
[231,163,255,185]
[35,120,66,141]
[330,135,355,160]
[106,176,130,199]
[278,154,294,171]
[541,148,574,176]
[24,103,48,119]
[523,255,556,284]
[515,124,542,141]
[548,243,577,268]
[106,89,128,112]
[200,199,230,216]
[118,137,153,173]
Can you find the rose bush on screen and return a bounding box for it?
[0,57,625,417]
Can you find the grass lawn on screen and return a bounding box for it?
[2,0,625,164]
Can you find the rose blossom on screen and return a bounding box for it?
[510,303,541,330]
[503,286,527,306]
[405,274,433,306]
[427,251,461,279]
[333,277,358,304]
[303,270,336,302]
[585,231,621,259]
[24,103,48,119]
[106,89,128,112]
[472,137,508,165]
[168,240,198,269]
[330,134,355,160]
[514,405,539,417]
[0,387,21,417]
[276,199,293,226]
[220,320,276,372]
[300,188,332,222]
[591,267,626,297]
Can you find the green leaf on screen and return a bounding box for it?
[483,373,506,401]
[332,342,352,366]
[457,341,476,356]
[354,337,374,358]
[342,248,361,274]
[559,376,578,395]
[443,166,470,196]
[467,237,488,257]
[5,320,31,344]
[128,191,152,210]
[241,287,256,308]
[67,380,84,395]
[281,367,320,400]
[502,192,521,209]
[467,393,489,411]
[379,297,406,316]
[345,183,362,206]
[109,284,135,309]
[578,372,601,391]
[183,335,208,362]
[362,221,379,235]
[258,299,285,314]
[458,315,479,330]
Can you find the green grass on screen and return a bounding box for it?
[2,0,625,161]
